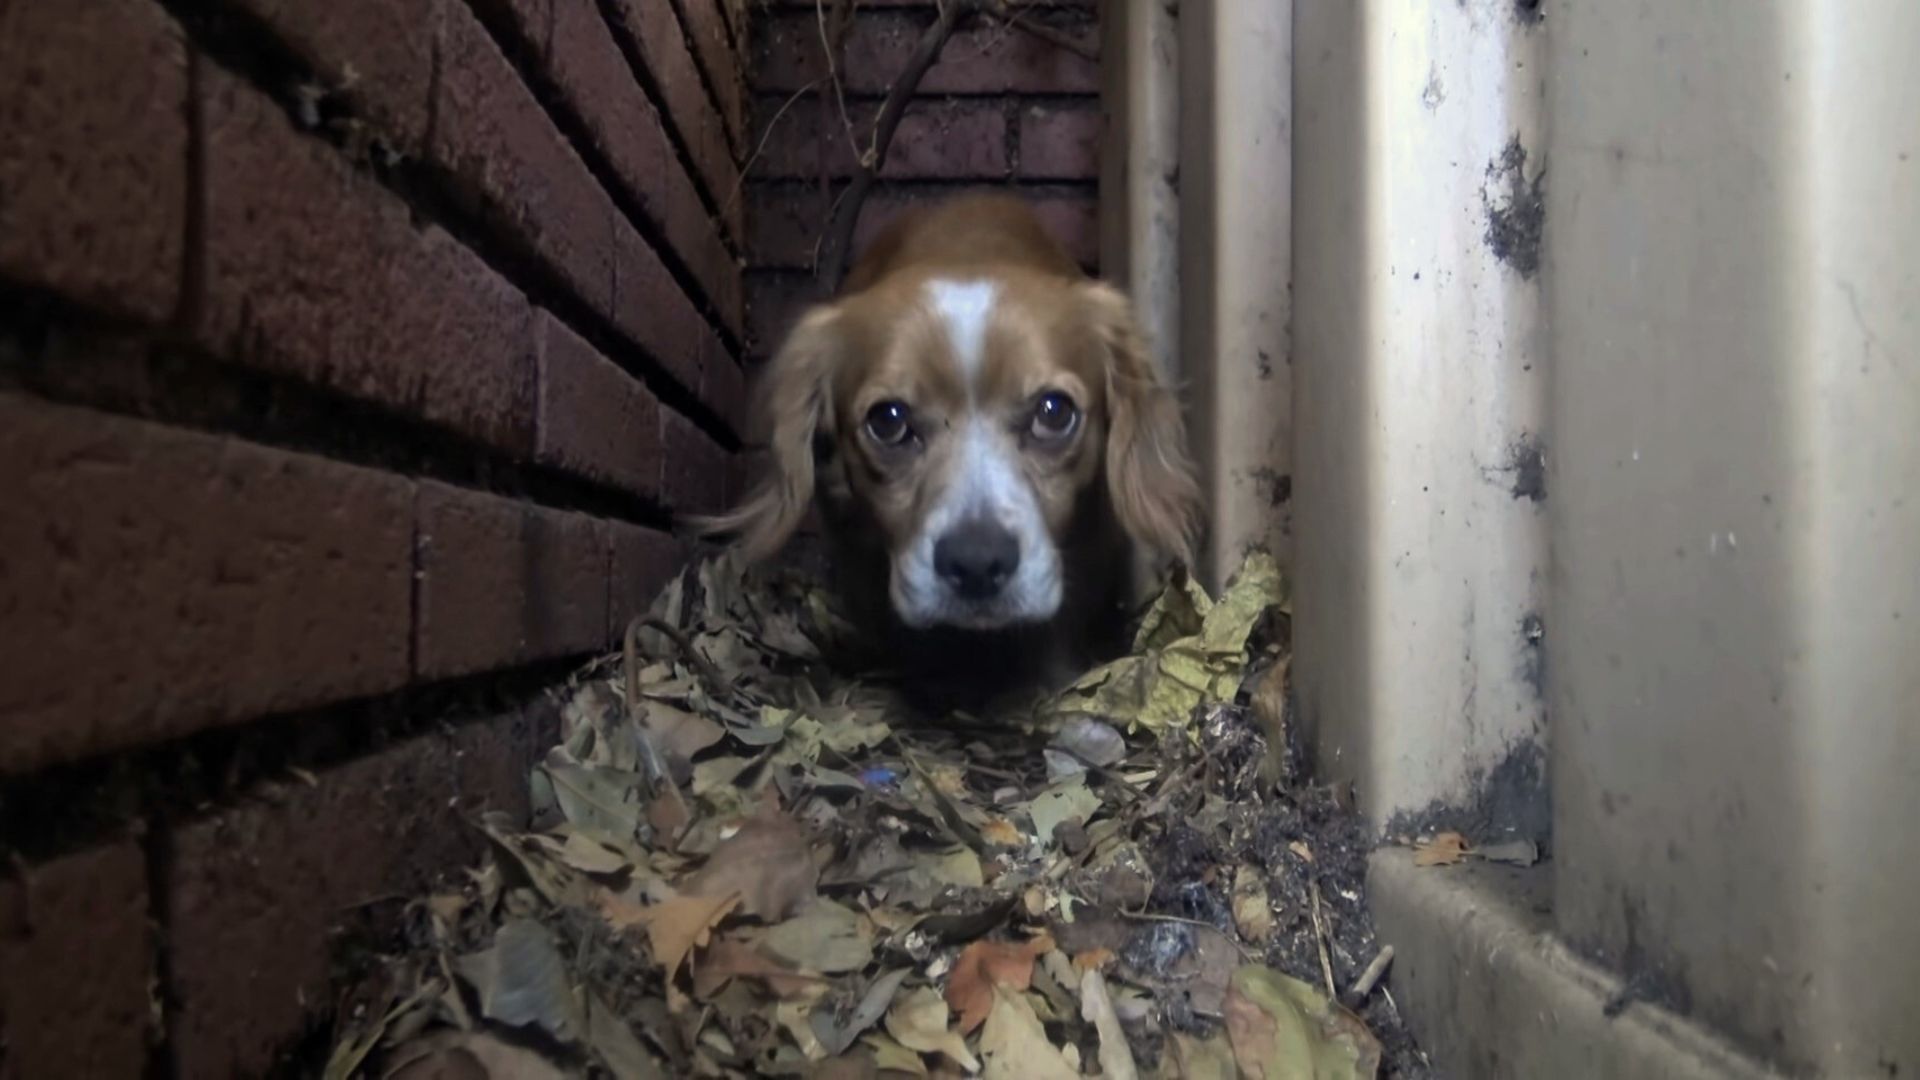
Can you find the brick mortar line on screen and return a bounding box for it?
[591,0,743,253]
[155,0,743,449]
[0,285,683,532]
[459,0,746,356]
[141,821,183,1080]
[0,658,589,865]
[664,0,744,160]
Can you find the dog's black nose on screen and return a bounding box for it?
[933,520,1020,600]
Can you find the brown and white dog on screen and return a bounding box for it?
[700,195,1201,702]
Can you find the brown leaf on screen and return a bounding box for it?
[1413,831,1470,867]
[682,810,819,920]
[979,985,1080,1080]
[690,935,826,1001]
[599,889,741,981]
[1072,947,1116,973]
[945,933,1055,1034]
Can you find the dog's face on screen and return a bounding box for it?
[706,260,1199,633]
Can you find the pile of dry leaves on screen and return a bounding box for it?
[320,551,1430,1079]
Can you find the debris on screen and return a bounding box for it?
[1224,966,1383,1080]
[312,550,1429,1077]
[1412,831,1471,866]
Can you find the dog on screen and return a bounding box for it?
[699,195,1202,704]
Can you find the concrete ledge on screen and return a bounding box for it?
[1367,849,1783,1080]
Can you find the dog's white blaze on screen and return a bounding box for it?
[893,417,1062,629]
[925,279,997,385]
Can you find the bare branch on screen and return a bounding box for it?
[816,0,985,288]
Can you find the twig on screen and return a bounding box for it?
[814,0,864,162]
[1340,945,1395,1009]
[983,0,1099,62]
[1308,881,1338,999]
[626,614,732,698]
[727,79,822,219]
[816,0,984,287]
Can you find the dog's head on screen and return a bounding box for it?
[702,210,1200,632]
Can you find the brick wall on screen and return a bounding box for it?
[0,0,744,1074]
[742,0,1102,362]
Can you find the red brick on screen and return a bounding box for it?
[415,484,611,679]
[433,3,617,322]
[0,396,413,774]
[1018,103,1100,180]
[0,842,151,1080]
[196,65,535,453]
[606,0,744,225]
[225,0,440,152]
[754,98,1008,181]
[752,9,1099,96]
[749,186,1098,271]
[609,522,684,637]
[613,217,709,396]
[534,310,662,497]
[661,409,729,518]
[0,0,186,323]
[165,715,543,1078]
[675,0,748,156]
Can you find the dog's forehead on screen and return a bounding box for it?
[919,274,1091,402]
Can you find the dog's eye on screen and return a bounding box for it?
[864,400,914,446]
[1030,391,1080,441]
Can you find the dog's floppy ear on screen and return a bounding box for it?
[689,305,841,560]
[1081,281,1203,567]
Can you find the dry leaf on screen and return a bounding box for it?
[1231,865,1276,944]
[1073,948,1116,973]
[761,899,875,973]
[1163,1030,1240,1080]
[862,1033,930,1077]
[1413,831,1470,867]
[452,920,581,1043]
[682,809,818,919]
[979,986,1079,1080]
[690,935,824,1000]
[980,817,1025,848]
[386,1030,570,1080]
[1080,968,1139,1080]
[600,890,741,981]
[885,987,978,1072]
[945,934,1055,1034]
[1223,966,1382,1080]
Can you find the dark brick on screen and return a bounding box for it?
[415,483,611,679]
[607,0,743,232]
[0,396,413,774]
[534,309,662,497]
[0,842,151,1080]
[512,0,743,329]
[752,9,1099,95]
[225,0,441,151]
[196,65,535,452]
[433,3,617,323]
[753,98,1008,181]
[613,217,708,397]
[749,186,1098,272]
[701,334,747,433]
[0,0,187,323]
[1018,103,1100,180]
[165,714,543,1078]
[661,408,729,518]
[608,522,684,637]
[675,0,747,156]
